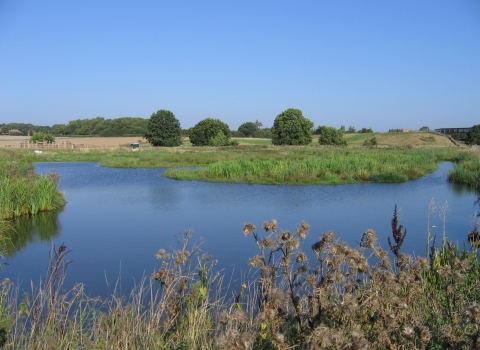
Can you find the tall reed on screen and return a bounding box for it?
[164,149,442,184]
[0,153,64,220]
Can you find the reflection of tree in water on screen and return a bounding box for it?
[3,211,61,257]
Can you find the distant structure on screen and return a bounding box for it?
[8,129,21,135]
[435,127,471,135]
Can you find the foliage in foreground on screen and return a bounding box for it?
[1,206,480,349]
[0,153,64,220]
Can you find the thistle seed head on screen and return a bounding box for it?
[243,222,255,235]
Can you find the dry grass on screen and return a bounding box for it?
[0,136,146,148]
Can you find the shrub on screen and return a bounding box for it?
[363,136,378,147]
[271,108,313,145]
[317,126,347,146]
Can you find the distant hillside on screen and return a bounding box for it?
[343,132,455,146]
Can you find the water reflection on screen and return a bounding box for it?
[3,211,61,257]
[2,161,478,299]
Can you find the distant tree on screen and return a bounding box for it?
[238,122,258,137]
[358,127,373,133]
[0,126,8,135]
[30,132,55,143]
[466,125,480,145]
[255,119,263,128]
[254,128,272,139]
[231,130,245,137]
[189,118,233,146]
[317,126,347,146]
[419,126,430,132]
[271,108,313,145]
[144,110,182,147]
[346,126,356,134]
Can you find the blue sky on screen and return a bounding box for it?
[1,1,479,131]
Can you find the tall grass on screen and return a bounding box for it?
[0,152,64,220]
[0,209,479,349]
[164,148,445,184]
[448,152,480,190]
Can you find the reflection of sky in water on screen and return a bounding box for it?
[5,162,478,298]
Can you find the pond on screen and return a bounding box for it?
[3,162,478,298]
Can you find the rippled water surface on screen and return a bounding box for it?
[4,162,478,297]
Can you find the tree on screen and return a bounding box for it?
[419,126,430,132]
[189,118,233,146]
[271,108,313,145]
[0,126,8,135]
[466,125,480,145]
[144,110,182,147]
[317,126,347,146]
[358,127,373,133]
[238,122,258,137]
[30,132,55,143]
[346,126,356,134]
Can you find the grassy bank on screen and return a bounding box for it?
[0,151,64,220]
[0,209,479,349]
[4,145,479,187]
[448,151,480,191]
[163,148,458,185]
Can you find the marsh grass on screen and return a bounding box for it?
[1,208,480,349]
[0,153,64,220]
[163,148,447,185]
[448,152,480,190]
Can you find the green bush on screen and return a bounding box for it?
[317,126,347,146]
[189,118,233,146]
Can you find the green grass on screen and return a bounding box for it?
[163,148,458,185]
[0,150,65,220]
[447,151,480,189]
[4,144,478,187]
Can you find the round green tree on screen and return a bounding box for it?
[317,126,347,146]
[238,122,258,137]
[271,108,313,145]
[144,110,182,147]
[189,118,232,146]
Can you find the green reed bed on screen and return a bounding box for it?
[447,152,480,190]
[0,152,64,220]
[163,148,444,184]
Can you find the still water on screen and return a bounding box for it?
[3,162,478,297]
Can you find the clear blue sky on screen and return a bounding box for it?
[1,1,479,131]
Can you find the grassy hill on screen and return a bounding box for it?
[343,132,455,146]
[233,132,456,147]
